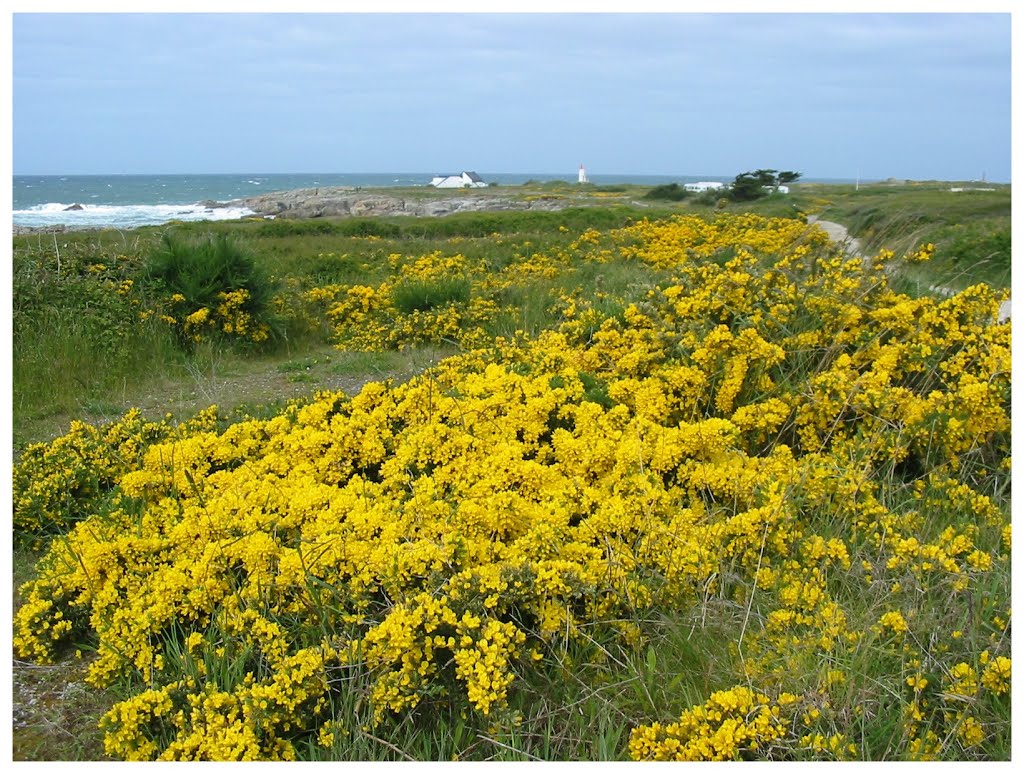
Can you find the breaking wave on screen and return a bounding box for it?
[12,201,256,230]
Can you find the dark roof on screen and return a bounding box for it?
[464,171,484,182]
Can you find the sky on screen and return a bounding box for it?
[7,5,1015,182]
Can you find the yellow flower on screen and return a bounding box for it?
[877,611,909,635]
[981,656,1011,695]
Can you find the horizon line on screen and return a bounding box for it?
[12,171,1009,184]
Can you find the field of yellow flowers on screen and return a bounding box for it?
[13,213,1010,760]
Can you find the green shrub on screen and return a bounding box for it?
[143,232,279,346]
[305,252,365,285]
[144,232,269,304]
[936,223,1011,279]
[257,219,340,237]
[644,183,690,201]
[688,190,725,208]
[335,219,402,238]
[392,277,472,314]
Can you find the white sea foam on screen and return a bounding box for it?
[12,202,256,229]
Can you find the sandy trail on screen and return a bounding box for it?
[806,215,864,256]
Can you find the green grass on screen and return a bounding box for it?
[328,349,432,377]
[13,294,182,421]
[392,276,472,314]
[287,609,736,761]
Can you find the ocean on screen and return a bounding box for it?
[12,172,726,230]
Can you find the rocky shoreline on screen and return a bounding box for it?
[12,187,577,235]
[231,186,573,220]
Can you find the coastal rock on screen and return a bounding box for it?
[64,203,85,211]
[350,197,406,217]
[234,187,357,218]
[15,186,584,235]
[230,186,577,221]
[13,224,74,236]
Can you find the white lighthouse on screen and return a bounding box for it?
[578,164,589,184]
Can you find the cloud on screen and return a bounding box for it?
[12,11,1010,178]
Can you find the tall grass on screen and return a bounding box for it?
[391,277,472,314]
[13,312,179,420]
[12,236,179,421]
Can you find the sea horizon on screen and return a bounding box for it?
[12,170,890,230]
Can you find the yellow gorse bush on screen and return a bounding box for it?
[152,287,271,345]
[13,214,1010,760]
[628,686,808,760]
[12,407,222,548]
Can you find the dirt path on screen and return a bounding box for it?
[806,215,864,257]
[808,216,1010,323]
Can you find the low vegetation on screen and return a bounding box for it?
[10,183,1012,761]
[644,183,690,201]
[794,182,1011,289]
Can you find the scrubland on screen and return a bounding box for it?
[11,183,1011,760]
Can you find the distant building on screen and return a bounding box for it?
[683,181,725,193]
[430,171,488,189]
[578,164,589,184]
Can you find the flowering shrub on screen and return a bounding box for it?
[140,233,277,347]
[140,288,273,345]
[628,687,813,760]
[12,407,221,548]
[13,214,1010,760]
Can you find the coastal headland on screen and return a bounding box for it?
[229,186,574,220]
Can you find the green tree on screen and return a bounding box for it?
[729,169,802,201]
[729,172,768,201]
[752,169,779,186]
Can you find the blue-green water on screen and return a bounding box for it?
[12,171,725,229]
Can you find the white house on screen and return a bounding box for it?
[430,171,488,189]
[683,181,726,193]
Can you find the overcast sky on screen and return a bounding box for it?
[10,9,1013,181]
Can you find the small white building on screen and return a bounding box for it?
[683,181,726,193]
[578,164,589,184]
[430,171,488,189]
